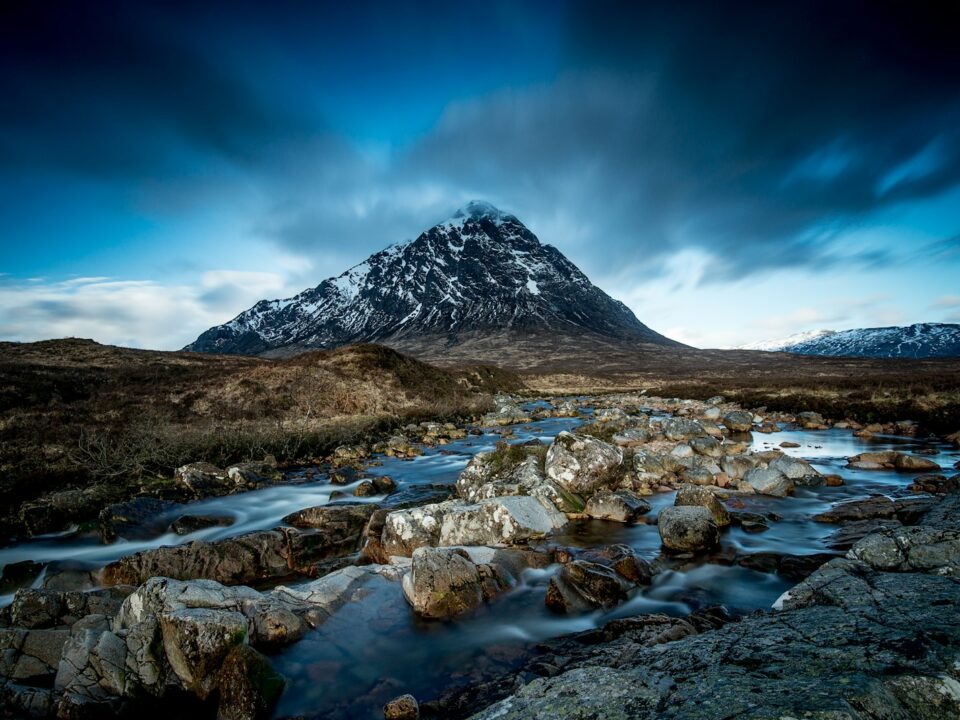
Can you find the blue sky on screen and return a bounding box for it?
[1,0,959,349]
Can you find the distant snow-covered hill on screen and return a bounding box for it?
[185,201,681,356]
[740,323,960,359]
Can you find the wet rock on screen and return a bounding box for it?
[544,432,623,495]
[894,453,941,472]
[631,449,669,486]
[780,441,800,448]
[908,473,960,494]
[813,494,937,524]
[679,466,715,486]
[99,497,179,543]
[226,461,283,488]
[439,496,568,547]
[401,548,501,619]
[174,462,230,497]
[689,436,722,458]
[103,530,290,586]
[216,645,285,720]
[0,560,43,594]
[355,480,378,497]
[170,514,235,535]
[18,485,118,537]
[373,475,398,494]
[657,506,719,551]
[847,525,960,574]
[481,400,532,426]
[674,485,730,526]
[768,454,821,481]
[824,518,902,550]
[741,466,794,496]
[384,693,420,720]
[160,607,249,698]
[40,563,99,591]
[721,411,753,433]
[583,489,650,523]
[545,560,632,613]
[719,454,758,480]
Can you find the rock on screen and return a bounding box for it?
[741,467,794,496]
[674,485,730,526]
[610,427,650,447]
[160,608,249,698]
[847,525,960,574]
[545,561,633,613]
[796,410,827,428]
[722,411,753,433]
[174,462,230,496]
[439,496,567,547]
[216,645,285,720]
[226,461,282,487]
[813,494,937,524]
[99,497,179,543]
[679,467,715,486]
[9,587,131,629]
[18,486,118,537]
[719,454,758,480]
[401,548,501,619]
[170,514,235,535]
[660,418,706,441]
[908,474,960,494]
[103,530,290,586]
[824,518,902,550]
[769,454,821,481]
[481,401,532,426]
[780,441,800,448]
[706,395,725,404]
[0,560,43,594]
[544,432,623,494]
[373,475,398,494]
[381,501,463,557]
[457,445,582,513]
[384,693,420,720]
[657,506,719,551]
[689,436,722,458]
[894,454,941,472]
[583,490,651,523]
[700,406,721,421]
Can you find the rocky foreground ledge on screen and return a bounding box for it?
[427,491,960,720]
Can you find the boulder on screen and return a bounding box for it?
[384,693,420,720]
[719,454,758,480]
[170,514,235,535]
[457,446,582,513]
[439,497,567,547]
[674,485,730,526]
[610,427,650,447]
[722,411,753,433]
[583,490,651,523]
[99,498,179,543]
[174,462,230,497]
[381,500,464,557]
[401,548,502,619]
[894,454,941,472]
[741,467,794,497]
[544,432,623,494]
[796,411,827,429]
[768,455,821,481]
[661,418,706,441]
[658,506,720,551]
[226,461,282,488]
[160,608,249,698]
[216,645,285,720]
[545,561,633,613]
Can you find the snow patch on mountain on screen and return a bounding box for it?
[185,201,678,356]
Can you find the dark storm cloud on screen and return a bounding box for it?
[2,0,959,284]
[0,1,317,178]
[392,0,960,279]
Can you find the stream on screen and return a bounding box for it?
[1,404,957,718]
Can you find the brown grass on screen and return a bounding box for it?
[0,340,516,527]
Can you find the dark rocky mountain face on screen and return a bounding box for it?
[186,201,680,356]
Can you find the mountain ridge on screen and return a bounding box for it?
[186,201,681,357]
[739,322,960,359]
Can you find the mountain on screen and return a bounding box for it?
[739,323,960,359]
[186,201,680,357]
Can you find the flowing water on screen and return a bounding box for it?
[1,406,957,719]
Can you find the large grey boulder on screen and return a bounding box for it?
[742,467,795,497]
[657,506,720,551]
[583,490,651,523]
[544,561,633,613]
[722,410,754,433]
[674,485,730,526]
[439,496,567,547]
[457,447,582,513]
[380,500,465,557]
[661,418,706,441]
[545,432,623,494]
[401,547,502,619]
[160,608,248,699]
[769,454,821,481]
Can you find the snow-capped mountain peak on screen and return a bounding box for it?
[185,202,680,356]
[740,323,960,358]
